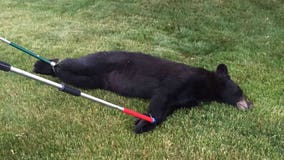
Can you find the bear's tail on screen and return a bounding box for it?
[33,59,59,77]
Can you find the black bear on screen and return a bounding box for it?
[33,51,253,133]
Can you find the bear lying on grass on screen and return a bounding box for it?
[34,51,253,133]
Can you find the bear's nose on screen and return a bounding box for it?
[247,101,253,108]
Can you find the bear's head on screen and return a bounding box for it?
[216,64,253,110]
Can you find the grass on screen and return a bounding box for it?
[0,0,283,159]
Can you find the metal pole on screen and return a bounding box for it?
[0,60,155,123]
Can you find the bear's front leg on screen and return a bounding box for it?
[134,93,173,134]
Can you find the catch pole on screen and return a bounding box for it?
[0,61,155,123]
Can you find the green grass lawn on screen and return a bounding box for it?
[0,0,283,159]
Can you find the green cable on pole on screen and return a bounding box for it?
[10,42,51,64]
[0,37,56,66]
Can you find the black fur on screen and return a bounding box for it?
[34,51,252,133]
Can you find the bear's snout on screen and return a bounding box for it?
[236,98,253,110]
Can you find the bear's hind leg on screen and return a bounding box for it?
[33,59,59,76]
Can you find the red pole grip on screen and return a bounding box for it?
[123,108,155,123]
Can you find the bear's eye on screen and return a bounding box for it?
[230,87,243,102]
[234,89,243,98]
[221,81,244,104]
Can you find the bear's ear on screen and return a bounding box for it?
[216,64,230,78]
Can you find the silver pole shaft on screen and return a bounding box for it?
[80,93,124,111]
[10,66,124,111]
[0,37,11,44]
[10,67,63,89]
